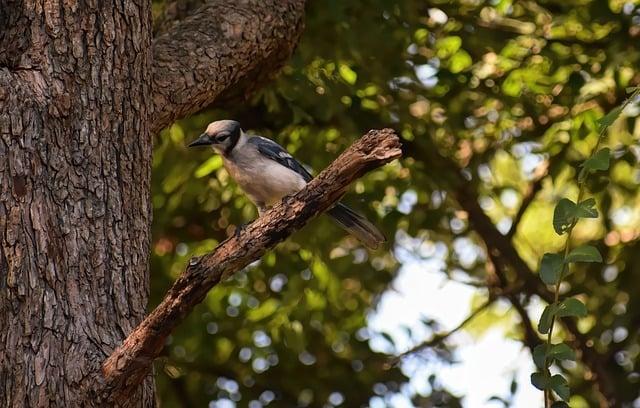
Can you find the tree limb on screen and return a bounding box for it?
[507,174,545,239]
[153,0,208,35]
[92,129,402,404]
[151,0,306,134]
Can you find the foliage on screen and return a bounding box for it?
[150,0,640,406]
[533,88,639,406]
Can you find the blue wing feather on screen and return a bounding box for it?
[247,136,384,248]
[247,136,313,182]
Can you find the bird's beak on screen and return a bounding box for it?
[188,133,213,147]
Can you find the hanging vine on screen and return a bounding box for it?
[531,87,640,407]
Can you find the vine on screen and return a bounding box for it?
[531,87,640,407]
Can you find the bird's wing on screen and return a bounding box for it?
[247,136,314,182]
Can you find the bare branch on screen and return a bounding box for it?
[151,0,306,134]
[395,298,495,362]
[92,129,402,404]
[507,173,545,238]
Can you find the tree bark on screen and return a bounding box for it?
[95,129,401,405]
[151,0,306,134]
[0,1,155,406]
[0,0,305,406]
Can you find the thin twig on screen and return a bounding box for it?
[393,298,495,363]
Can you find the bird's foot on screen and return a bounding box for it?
[233,223,247,238]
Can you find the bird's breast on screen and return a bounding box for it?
[223,154,307,207]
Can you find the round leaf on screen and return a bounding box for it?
[530,372,547,391]
[576,198,598,218]
[547,343,576,362]
[540,253,564,285]
[553,199,577,235]
[565,245,602,263]
[557,298,587,318]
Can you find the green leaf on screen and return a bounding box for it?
[581,148,611,178]
[246,299,280,322]
[549,374,570,400]
[547,343,576,362]
[283,320,306,353]
[534,343,576,369]
[532,344,547,369]
[449,50,472,73]
[565,245,602,263]
[553,198,577,235]
[530,372,547,391]
[557,298,587,318]
[576,198,598,218]
[552,198,599,234]
[551,402,569,408]
[435,36,462,58]
[597,106,623,130]
[194,155,223,178]
[540,253,564,285]
[538,304,557,334]
[338,64,358,85]
[626,86,639,94]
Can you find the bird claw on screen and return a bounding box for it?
[234,223,247,238]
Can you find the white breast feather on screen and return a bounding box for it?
[223,145,307,207]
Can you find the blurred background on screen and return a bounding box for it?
[149,1,640,406]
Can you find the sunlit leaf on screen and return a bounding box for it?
[246,299,280,322]
[449,50,472,73]
[597,106,622,130]
[194,155,223,178]
[304,288,327,310]
[580,148,610,180]
[339,64,358,85]
[435,36,462,58]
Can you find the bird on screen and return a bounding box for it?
[188,120,386,249]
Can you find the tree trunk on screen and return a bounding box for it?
[0,1,155,406]
[0,0,305,406]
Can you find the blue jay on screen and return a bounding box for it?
[189,120,385,249]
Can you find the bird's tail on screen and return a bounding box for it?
[327,203,386,250]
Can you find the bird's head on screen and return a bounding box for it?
[189,120,242,155]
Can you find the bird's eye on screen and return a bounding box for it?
[217,133,230,142]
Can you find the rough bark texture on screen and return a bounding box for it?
[0,1,154,407]
[0,0,306,406]
[151,0,306,133]
[96,129,402,404]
